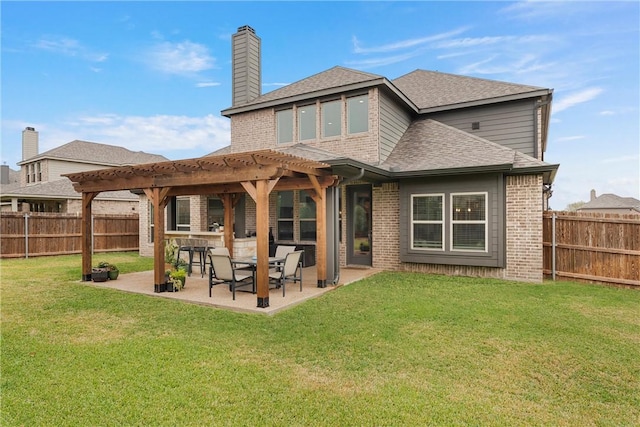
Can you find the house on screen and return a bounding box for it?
[0,127,168,214]
[577,189,640,215]
[134,25,558,284]
[66,25,558,306]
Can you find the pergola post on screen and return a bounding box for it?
[255,179,270,308]
[145,188,170,290]
[81,192,98,281]
[221,193,236,257]
[315,188,327,287]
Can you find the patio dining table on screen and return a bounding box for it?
[231,256,285,294]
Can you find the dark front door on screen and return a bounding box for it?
[347,184,372,266]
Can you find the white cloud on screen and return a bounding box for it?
[146,41,215,75]
[601,154,640,164]
[195,82,220,88]
[33,35,108,63]
[599,110,616,116]
[352,27,469,54]
[553,87,603,113]
[556,136,585,142]
[55,113,230,157]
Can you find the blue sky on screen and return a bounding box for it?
[1,1,638,210]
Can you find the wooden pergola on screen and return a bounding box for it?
[64,149,337,308]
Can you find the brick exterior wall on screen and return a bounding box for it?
[505,174,544,282]
[231,109,276,152]
[66,199,138,215]
[371,182,400,269]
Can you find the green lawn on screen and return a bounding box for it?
[2,253,639,426]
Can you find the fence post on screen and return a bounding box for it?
[24,213,29,259]
[551,211,556,281]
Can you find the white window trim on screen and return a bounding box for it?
[410,193,445,251]
[450,192,488,253]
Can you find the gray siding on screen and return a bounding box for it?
[399,174,505,268]
[378,91,412,163]
[429,100,537,157]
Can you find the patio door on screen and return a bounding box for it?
[347,184,372,266]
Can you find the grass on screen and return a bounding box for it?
[1,253,639,426]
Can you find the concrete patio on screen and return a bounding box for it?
[88,265,381,315]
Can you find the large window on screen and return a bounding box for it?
[298,104,316,140]
[207,197,224,230]
[411,194,444,250]
[299,190,316,241]
[347,95,368,134]
[451,193,487,251]
[277,191,294,241]
[322,100,341,138]
[277,109,293,144]
[176,197,190,231]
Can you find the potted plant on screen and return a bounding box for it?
[92,265,109,282]
[164,239,179,271]
[97,261,119,280]
[167,268,186,292]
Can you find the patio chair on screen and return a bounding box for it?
[209,254,253,300]
[268,250,303,297]
[273,245,297,271]
[207,246,251,272]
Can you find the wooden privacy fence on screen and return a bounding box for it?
[0,212,139,258]
[543,211,640,287]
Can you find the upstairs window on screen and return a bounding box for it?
[347,95,368,134]
[277,109,293,144]
[298,104,316,141]
[451,193,487,251]
[37,162,42,182]
[322,100,341,138]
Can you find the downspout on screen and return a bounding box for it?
[332,168,365,285]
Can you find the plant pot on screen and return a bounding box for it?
[92,268,109,282]
[154,283,167,293]
[108,269,119,280]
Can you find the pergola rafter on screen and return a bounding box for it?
[64,149,337,308]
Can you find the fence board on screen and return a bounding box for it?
[543,211,640,287]
[0,212,139,258]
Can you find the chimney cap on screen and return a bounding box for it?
[237,25,255,34]
[25,127,36,131]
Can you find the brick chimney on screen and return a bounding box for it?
[590,189,596,201]
[22,127,39,161]
[232,25,261,106]
[1,164,9,185]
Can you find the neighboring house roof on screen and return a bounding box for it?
[1,178,138,201]
[578,193,640,212]
[392,69,550,112]
[18,140,168,166]
[1,168,21,192]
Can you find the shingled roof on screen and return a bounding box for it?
[19,140,168,166]
[392,69,548,111]
[381,118,553,175]
[1,178,137,200]
[222,66,386,115]
[579,193,640,212]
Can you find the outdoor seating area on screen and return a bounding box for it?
[89,264,380,314]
